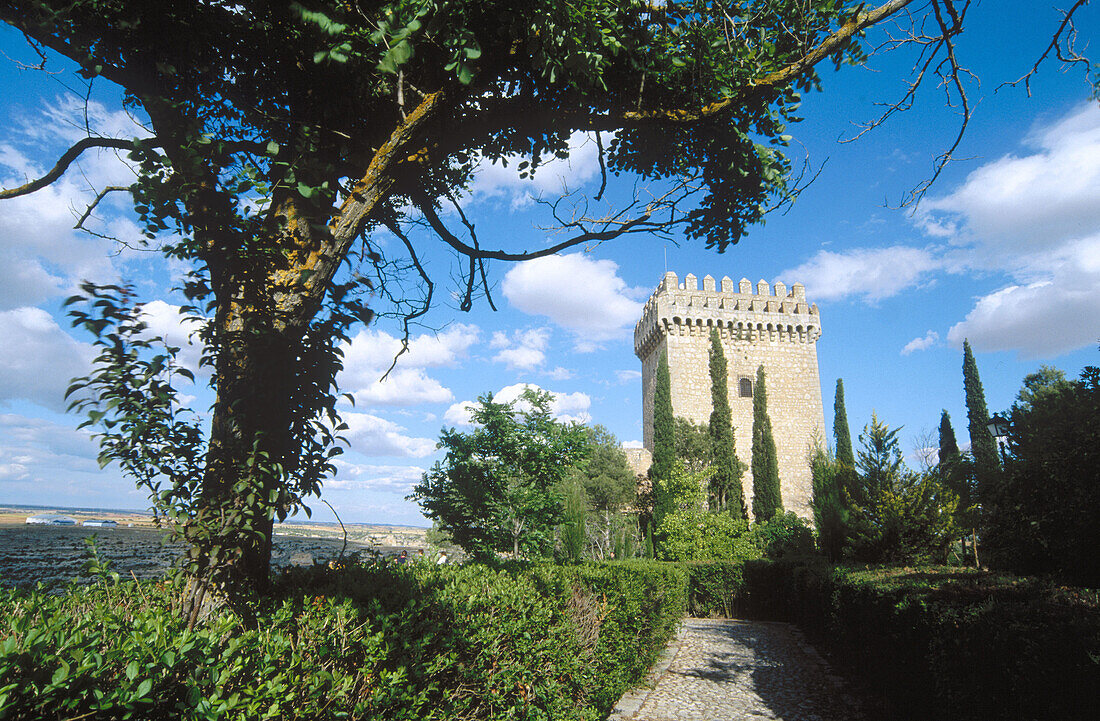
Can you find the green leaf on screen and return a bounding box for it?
[125,660,138,681]
[136,678,153,697]
[456,62,474,85]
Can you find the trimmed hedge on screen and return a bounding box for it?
[742,558,1100,721]
[0,560,687,720]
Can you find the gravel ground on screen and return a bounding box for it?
[609,618,876,721]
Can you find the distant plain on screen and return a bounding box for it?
[0,506,428,587]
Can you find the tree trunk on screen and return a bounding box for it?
[180,289,302,621]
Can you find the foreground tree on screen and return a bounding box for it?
[751,365,782,520]
[411,389,588,561]
[3,0,1071,609]
[984,363,1100,585]
[673,417,711,474]
[709,328,747,517]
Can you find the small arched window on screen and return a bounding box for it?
[739,377,753,398]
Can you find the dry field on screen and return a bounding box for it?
[0,507,427,587]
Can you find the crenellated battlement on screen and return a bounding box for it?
[634,271,822,360]
[633,271,825,520]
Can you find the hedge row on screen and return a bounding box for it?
[741,558,1100,721]
[0,560,687,720]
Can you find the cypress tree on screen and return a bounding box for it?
[834,378,855,467]
[647,351,674,558]
[938,409,960,465]
[751,364,782,521]
[650,351,675,485]
[708,329,746,519]
[963,339,999,497]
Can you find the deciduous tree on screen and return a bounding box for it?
[411,389,588,561]
[2,0,1078,610]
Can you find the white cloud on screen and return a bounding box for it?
[339,324,479,406]
[340,412,437,458]
[779,246,941,303]
[545,366,574,381]
[327,461,426,494]
[917,103,1100,266]
[615,369,642,384]
[0,307,94,411]
[913,104,1100,358]
[139,301,207,377]
[491,327,551,369]
[0,96,152,312]
[901,330,939,355]
[502,253,644,349]
[467,132,602,208]
[621,439,643,449]
[946,279,1100,359]
[444,383,592,427]
[0,414,99,469]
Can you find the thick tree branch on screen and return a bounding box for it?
[416,192,657,263]
[0,136,142,200]
[619,0,919,124]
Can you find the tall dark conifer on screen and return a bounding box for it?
[708,329,746,519]
[646,351,675,558]
[751,365,782,521]
[833,378,855,467]
[963,339,999,497]
[650,351,675,484]
[938,410,960,465]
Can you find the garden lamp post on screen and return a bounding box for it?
[987,413,1010,463]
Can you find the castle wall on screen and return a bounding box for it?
[635,272,825,519]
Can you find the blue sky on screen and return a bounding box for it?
[1,3,1099,525]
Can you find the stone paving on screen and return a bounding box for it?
[608,618,871,721]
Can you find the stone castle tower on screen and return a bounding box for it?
[634,271,825,519]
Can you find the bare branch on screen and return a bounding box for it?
[0,136,144,200]
[446,193,498,311]
[902,0,974,206]
[996,0,1092,96]
[593,131,608,202]
[378,220,434,381]
[74,185,131,229]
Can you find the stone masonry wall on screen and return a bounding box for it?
[635,271,825,520]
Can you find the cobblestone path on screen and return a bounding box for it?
[608,618,871,721]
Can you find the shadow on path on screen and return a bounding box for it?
[610,618,876,720]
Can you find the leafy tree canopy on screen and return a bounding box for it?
[410,388,588,561]
[673,416,712,475]
[0,0,1014,607]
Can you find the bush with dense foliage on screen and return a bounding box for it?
[751,511,815,559]
[984,364,1100,585]
[0,560,687,720]
[742,558,1100,720]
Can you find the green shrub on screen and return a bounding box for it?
[751,511,815,559]
[0,560,689,720]
[655,508,761,563]
[682,561,747,618]
[742,559,1100,720]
